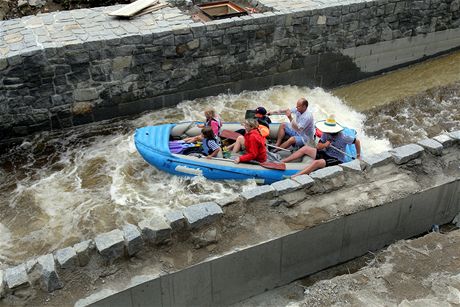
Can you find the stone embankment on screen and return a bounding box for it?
[0,131,458,305]
[1,0,460,140]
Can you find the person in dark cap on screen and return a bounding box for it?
[254,107,271,130]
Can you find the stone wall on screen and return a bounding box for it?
[1,0,460,140]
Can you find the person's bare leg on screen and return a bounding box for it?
[292,159,326,177]
[275,123,286,147]
[282,145,316,163]
[279,137,296,150]
[232,136,245,153]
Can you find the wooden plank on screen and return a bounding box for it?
[135,2,169,17]
[109,0,159,17]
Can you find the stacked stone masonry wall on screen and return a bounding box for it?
[0,0,459,139]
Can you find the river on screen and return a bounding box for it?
[0,51,459,266]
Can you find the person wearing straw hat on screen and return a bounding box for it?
[267,98,315,150]
[282,115,361,177]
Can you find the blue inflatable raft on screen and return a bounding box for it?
[134,122,357,184]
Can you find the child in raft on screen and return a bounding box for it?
[201,127,222,159]
[184,109,222,143]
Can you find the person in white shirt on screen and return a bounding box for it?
[267,98,314,150]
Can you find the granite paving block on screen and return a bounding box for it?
[433,134,454,147]
[182,202,223,230]
[37,254,63,292]
[25,258,37,273]
[0,270,4,297]
[216,195,240,208]
[94,229,125,261]
[340,159,362,172]
[310,165,343,180]
[4,265,29,290]
[164,210,187,231]
[138,218,172,244]
[241,185,275,201]
[449,130,460,143]
[390,144,425,164]
[73,240,94,266]
[55,246,77,269]
[417,138,443,156]
[291,174,314,188]
[122,223,143,256]
[361,151,393,169]
[271,179,301,195]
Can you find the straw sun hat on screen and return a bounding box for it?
[315,115,344,133]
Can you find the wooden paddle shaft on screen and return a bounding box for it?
[329,144,355,159]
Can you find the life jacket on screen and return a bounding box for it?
[256,118,270,138]
[205,117,222,136]
[202,137,219,156]
[257,124,270,138]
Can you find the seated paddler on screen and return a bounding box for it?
[233,119,267,164]
[282,115,361,177]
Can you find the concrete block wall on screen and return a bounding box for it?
[1,0,460,140]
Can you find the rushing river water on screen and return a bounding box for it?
[0,52,459,266]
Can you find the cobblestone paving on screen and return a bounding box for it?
[0,0,370,58]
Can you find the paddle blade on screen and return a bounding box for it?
[221,129,242,141]
[260,161,286,171]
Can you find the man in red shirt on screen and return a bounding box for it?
[234,119,267,164]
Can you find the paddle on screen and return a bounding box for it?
[329,144,356,160]
[220,129,242,140]
[221,129,292,153]
[207,156,286,171]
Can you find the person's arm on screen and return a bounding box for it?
[316,140,330,150]
[354,139,361,159]
[267,108,289,115]
[206,147,221,159]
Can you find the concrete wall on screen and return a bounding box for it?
[90,180,460,306]
[1,0,460,140]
